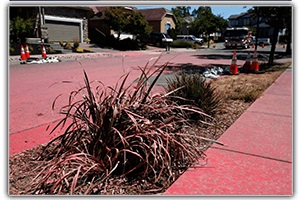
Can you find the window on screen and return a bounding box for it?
[165,22,172,33]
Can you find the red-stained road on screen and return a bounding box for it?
[9,53,155,135]
[9,50,236,155]
[9,51,235,135]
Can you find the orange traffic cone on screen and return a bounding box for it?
[42,45,47,58]
[252,44,255,48]
[261,43,265,48]
[20,45,27,63]
[25,44,31,58]
[230,51,239,75]
[251,50,259,72]
[283,44,286,49]
[243,51,252,73]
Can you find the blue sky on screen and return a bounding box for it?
[210,6,251,19]
[136,5,251,19]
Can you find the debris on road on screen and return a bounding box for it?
[202,66,224,79]
[21,56,61,64]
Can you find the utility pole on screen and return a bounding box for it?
[39,6,42,42]
[255,7,259,51]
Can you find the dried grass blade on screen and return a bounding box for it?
[70,166,81,195]
[162,85,185,97]
[141,63,167,104]
[117,72,131,98]
[52,93,63,111]
[50,168,77,194]
[83,176,96,195]
[83,70,97,123]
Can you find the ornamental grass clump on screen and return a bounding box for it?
[165,73,222,118]
[26,60,220,195]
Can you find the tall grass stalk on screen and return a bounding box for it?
[27,59,220,194]
[165,73,222,118]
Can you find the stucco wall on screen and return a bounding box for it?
[160,16,176,33]
[147,16,176,33]
[147,21,161,33]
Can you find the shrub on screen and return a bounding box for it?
[48,49,56,54]
[26,60,218,194]
[84,38,90,44]
[29,45,34,52]
[64,41,72,50]
[9,46,15,54]
[59,40,64,47]
[73,38,80,48]
[165,73,222,117]
[73,41,80,49]
[75,47,84,53]
[10,16,34,43]
[192,44,201,49]
[170,40,193,48]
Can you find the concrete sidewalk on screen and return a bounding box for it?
[165,68,293,195]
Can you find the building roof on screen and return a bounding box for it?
[89,6,136,14]
[228,14,240,20]
[138,8,173,21]
[89,6,136,20]
[228,12,249,20]
[89,6,99,13]
[89,6,177,23]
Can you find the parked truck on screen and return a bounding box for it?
[224,27,253,49]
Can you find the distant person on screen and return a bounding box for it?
[165,43,170,52]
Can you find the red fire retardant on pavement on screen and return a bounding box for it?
[9,120,70,155]
[9,51,292,195]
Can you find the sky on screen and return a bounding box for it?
[136,5,250,19]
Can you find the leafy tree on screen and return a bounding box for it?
[104,7,152,40]
[167,28,177,39]
[178,6,191,17]
[257,6,292,64]
[189,6,228,47]
[171,7,189,35]
[10,16,34,44]
[214,14,228,31]
[284,14,292,55]
[127,11,152,35]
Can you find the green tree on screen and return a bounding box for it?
[127,11,152,35]
[190,6,228,47]
[179,6,191,17]
[214,14,228,31]
[257,6,292,64]
[104,7,152,40]
[171,7,189,35]
[10,16,34,44]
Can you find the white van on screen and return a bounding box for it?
[176,35,204,45]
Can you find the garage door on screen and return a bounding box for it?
[45,20,81,42]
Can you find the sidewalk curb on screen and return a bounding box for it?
[164,68,292,195]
